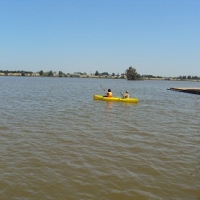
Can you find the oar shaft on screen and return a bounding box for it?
[100,84,106,92]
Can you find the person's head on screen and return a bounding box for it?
[108,89,111,92]
[126,90,129,93]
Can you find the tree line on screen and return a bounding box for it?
[125,67,200,80]
[0,70,33,76]
[1,68,200,80]
[178,75,200,80]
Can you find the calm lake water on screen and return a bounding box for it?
[0,76,199,200]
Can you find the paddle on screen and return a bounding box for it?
[120,92,124,98]
[100,84,106,93]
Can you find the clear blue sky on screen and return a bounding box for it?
[0,0,199,77]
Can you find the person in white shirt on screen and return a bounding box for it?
[124,90,129,98]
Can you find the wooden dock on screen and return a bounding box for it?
[168,87,200,95]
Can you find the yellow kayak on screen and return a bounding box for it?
[93,95,139,103]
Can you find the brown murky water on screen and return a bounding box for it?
[0,77,199,200]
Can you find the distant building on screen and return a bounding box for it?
[32,73,40,76]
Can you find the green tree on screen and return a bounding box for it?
[48,70,53,77]
[4,70,8,76]
[95,71,99,76]
[125,66,140,80]
[21,71,25,76]
[39,70,43,76]
[102,72,109,76]
[58,71,63,77]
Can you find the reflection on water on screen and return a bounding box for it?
[0,77,199,200]
[107,101,113,109]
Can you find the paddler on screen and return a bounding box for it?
[123,90,129,98]
[104,89,112,97]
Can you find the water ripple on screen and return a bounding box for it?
[0,77,199,199]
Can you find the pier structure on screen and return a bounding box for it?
[168,88,200,95]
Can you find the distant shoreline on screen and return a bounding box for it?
[0,73,200,82]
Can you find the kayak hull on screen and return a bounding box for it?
[93,95,139,103]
